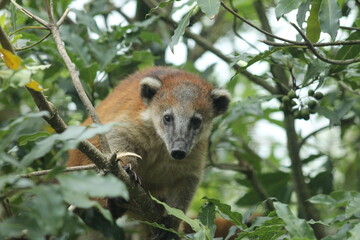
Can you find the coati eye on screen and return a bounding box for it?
[163,114,173,124]
[190,117,202,129]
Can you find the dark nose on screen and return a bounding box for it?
[171,140,187,160]
[171,150,186,160]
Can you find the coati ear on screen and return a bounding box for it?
[211,89,231,116]
[140,77,162,105]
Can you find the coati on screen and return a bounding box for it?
[67,66,230,239]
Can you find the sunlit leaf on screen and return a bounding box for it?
[0,48,22,70]
[25,79,44,91]
[297,0,311,28]
[275,0,305,20]
[197,0,220,19]
[306,0,322,42]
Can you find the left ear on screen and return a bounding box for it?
[211,89,231,116]
[140,77,162,105]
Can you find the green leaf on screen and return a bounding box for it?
[303,59,330,85]
[18,131,51,146]
[151,196,203,232]
[274,202,316,239]
[80,62,99,84]
[308,194,337,205]
[198,202,216,237]
[146,0,174,18]
[345,194,360,218]
[169,7,195,53]
[349,223,360,240]
[275,0,305,20]
[21,123,116,167]
[319,0,341,40]
[204,197,247,229]
[58,171,128,222]
[297,0,311,28]
[28,185,67,234]
[58,171,128,199]
[197,0,220,19]
[306,0,322,42]
[236,48,282,71]
[140,221,185,238]
[335,32,360,61]
[315,106,341,126]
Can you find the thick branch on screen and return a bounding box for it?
[284,114,326,238]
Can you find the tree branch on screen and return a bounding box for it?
[11,0,111,155]
[4,2,164,227]
[142,0,279,95]
[21,164,97,177]
[261,39,360,47]
[291,22,360,65]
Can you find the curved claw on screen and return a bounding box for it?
[123,163,142,185]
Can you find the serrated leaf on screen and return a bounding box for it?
[197,0,220,19]
[319,0,341,40]
[275,0,305,20]
[306,0,322,43]
[169,7,195,53]
[274,202,316,239]
[0,48,22,70]
[151,196,203,232]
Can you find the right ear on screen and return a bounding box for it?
[140,77,162,105]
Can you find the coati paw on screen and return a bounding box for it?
[123,163,142,185]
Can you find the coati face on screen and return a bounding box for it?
[140,75,230,160]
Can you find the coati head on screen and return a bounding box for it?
[140,71,230,160]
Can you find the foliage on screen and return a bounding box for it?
[0,0,360,239]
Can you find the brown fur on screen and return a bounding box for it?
[67,66,230,239]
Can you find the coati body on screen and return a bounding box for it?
[67,66,230,239]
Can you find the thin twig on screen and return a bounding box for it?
[21,164,97,177]
[10,0,49,28]
[299,125,329,148]
[340,26,360,31]
[15,32,51,51]
[142,0,278,94]
[339,81,360,96]
[261,39,360,47]
[291,22,360,65]
[221,1,299,45]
